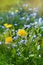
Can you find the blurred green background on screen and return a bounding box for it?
[0,0,43,15]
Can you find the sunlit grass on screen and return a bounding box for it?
[0,0,43,11]
[0,0,21,11]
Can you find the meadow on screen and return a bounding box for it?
[0,0,43,65]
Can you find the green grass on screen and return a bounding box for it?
[0,0,22,12]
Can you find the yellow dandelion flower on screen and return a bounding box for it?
[17,29,27,37]
[4,23,12,28]
[5,37,12,44]
[15,10,19,13]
